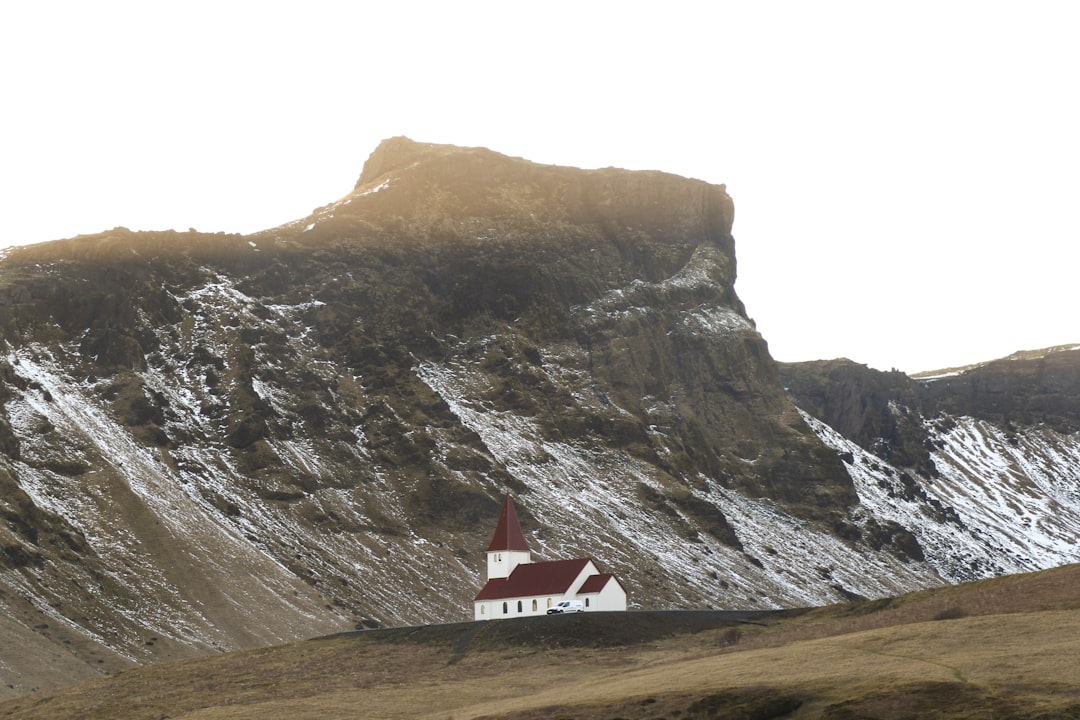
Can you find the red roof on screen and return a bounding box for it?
[578,573,617,595]
[474,558,590,601]
[486,493,531,553]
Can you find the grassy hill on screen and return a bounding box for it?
[3,564,1080,719]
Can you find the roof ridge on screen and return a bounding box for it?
[474,557,598,601]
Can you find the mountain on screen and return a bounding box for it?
[1,138,1078,697]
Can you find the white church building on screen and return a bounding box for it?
[473,494,627,620]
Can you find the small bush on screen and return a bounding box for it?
[933,606,967,621]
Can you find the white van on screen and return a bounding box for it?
[546,600,584,614]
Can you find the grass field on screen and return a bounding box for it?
[2,564,1080,719]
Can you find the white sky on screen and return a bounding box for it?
[2,1,1077,373]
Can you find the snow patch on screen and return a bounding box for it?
[803,410,1080,582]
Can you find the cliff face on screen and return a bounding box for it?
[1,137,856,522]
[920,348,1080,433]
[779,346,1080,474]
[1,139,1078,697]
[778,360,937,476]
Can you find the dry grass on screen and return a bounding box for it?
[3,564,1080,719]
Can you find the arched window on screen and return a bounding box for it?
[585,598,590,608]
[480,605,486,615]
[532,599,538,612]
[517,600,523,613]
[547,597,553,608]
[502,602,508,614]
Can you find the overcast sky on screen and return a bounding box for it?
[2,1,1077,373]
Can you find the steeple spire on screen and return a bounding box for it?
[486,493,530,552]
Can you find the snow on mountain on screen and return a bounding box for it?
[417,352,945,610]
[3,345,348,656]
[805,410,1080,582]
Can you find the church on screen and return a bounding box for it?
[473,494,627,620]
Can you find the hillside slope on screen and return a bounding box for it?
[0,138,1078,696]
[3,563,1079,720]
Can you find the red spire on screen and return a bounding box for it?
[486,493,530,552]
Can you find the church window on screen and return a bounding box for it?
[585,598,590,607]
[547,598,553,608]
[502,602,508,614]
[517,600,523,613]
[480,605,486,615]
[532,599,538,611]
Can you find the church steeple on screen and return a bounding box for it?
[487,493,530,552]
[485,493,531,580]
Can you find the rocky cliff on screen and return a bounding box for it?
[1,139,1078,697]
[781,348,1080,579]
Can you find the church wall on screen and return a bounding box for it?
[474,595,561,620]
[565,561,600,598]
[581,579,627,612]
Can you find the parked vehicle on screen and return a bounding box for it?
[547,600,584,614]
